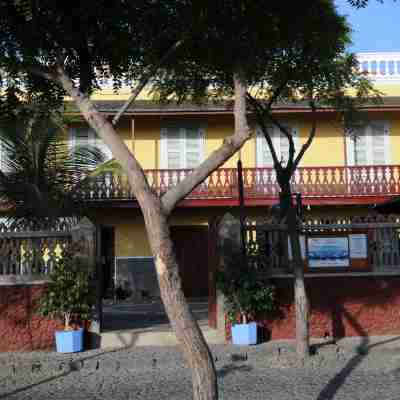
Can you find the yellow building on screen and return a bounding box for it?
[66,52,400,299]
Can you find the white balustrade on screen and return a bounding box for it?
[357,52,400,83]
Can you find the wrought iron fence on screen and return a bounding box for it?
[0,218,76,277]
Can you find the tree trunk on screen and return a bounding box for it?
[54,68,253,400]
[140,195,218,400]
[280,187,310,360]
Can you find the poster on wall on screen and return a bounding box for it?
[308,236,350,268]
[349,234,368,259]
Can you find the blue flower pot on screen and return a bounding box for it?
[231,322,258,345]
[55,328,84,353]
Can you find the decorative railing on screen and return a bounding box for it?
[78,164,400,202]
[0,217,96,284]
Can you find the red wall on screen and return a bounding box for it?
[261,276,400,339]
[0,284,62,351]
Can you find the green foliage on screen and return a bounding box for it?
[0,100,105,226]
[216,264,275,324]
[0,0,185,96]
[38,251,94,329]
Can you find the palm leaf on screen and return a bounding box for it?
[0,110,106,224]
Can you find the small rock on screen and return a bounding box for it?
[69,360,84,371]
[31,362,41,373]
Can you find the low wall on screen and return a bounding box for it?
[261,276,400,340]
[0,283,62,351]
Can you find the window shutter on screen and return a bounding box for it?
[161,125,204,169]
[371,122,389,165]
[354,127,368,165]
[257,124,298,167]
[346,121,390,166]
[166,127,183,169]
[256,126,275,167]
[184,127,203,168]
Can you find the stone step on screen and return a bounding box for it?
[100,326,225,349]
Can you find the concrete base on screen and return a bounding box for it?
[100,326,225,349]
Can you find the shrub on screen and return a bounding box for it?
[216,263,275,324]
[38,251,94,330]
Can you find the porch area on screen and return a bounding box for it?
[100,300,224,348]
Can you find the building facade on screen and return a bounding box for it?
[68,52,400,338]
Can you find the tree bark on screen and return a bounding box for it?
[51,66,259,400]
[140,196,218,399]
[54,65,251,400]
[281,187,310,360]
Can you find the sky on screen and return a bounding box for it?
[335,0,400,52]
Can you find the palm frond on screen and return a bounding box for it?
[0,110,106,223]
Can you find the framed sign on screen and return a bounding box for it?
[307,236,350,268]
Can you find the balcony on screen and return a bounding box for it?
[79,164,400,207]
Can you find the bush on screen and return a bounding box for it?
[38,251,94,330]
[216,263,275,324]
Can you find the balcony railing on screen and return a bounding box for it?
[78,164,400,204]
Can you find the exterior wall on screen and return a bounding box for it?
[69,107,400,170]
[90,205,373,258]
[260,276,400,339]
[298,116,346,167]
[0,284,62,351]
[118,112,400,170]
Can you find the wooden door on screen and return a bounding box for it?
[171,226,209,298]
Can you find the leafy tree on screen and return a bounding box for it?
[152,1,378,359]
[0,0,377,396]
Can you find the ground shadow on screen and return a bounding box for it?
[217,363,253,378]
[316,306,400,400]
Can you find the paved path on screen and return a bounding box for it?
[1,339,400,399]
[102,300,209,331]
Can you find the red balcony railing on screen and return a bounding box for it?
[78,164,400,204]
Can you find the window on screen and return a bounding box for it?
[346,122,390,166]
[256,124,299,167]
[160,124,205,169]
[69,127,113,161]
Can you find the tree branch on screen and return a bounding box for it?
[53,64,159,209]
[266,112,296,170]
[246,92,281,171]
[112,39,184,126]
[161,74,251,214]
[293,100,317,170]
[2,56,57,81]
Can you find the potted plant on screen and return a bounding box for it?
[217,265,275,345]
[38,252,93,353]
